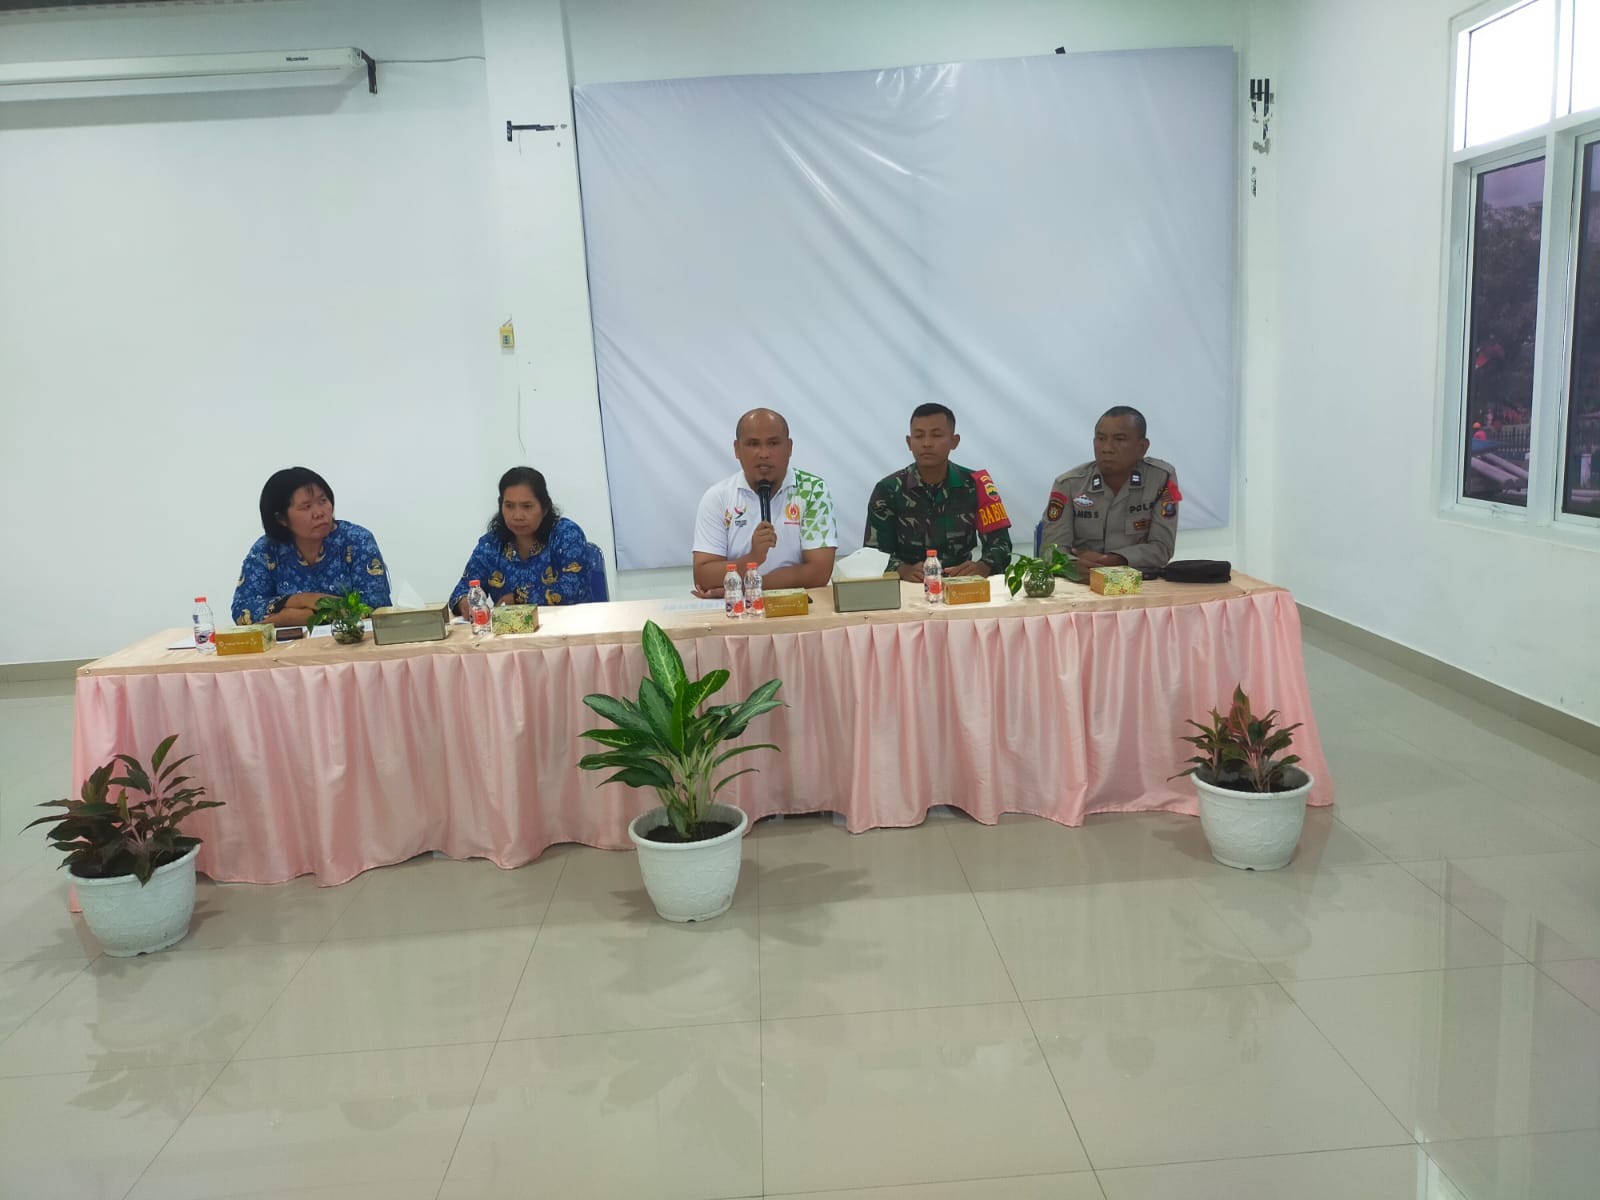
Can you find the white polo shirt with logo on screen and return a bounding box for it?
[693,468,838,571]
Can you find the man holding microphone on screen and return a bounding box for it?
[692,408,838,596]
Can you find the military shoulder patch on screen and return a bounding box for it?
[971,468,1011,533]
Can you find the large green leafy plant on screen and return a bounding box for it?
[1174,686,1304,794]
[26,734,224,884]
[578,620,783,841]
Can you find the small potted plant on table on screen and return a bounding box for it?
[1174,685,1314,870]
[308,590,372,644]
[578,620,783,922]
[26,734,223,956]
[1004,548,1082,598]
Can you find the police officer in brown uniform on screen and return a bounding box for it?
[1038,406,1180,572]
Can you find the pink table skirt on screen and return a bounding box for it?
[71,589,1331,885]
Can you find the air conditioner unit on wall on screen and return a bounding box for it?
[0,47,377,92]
[0,1,279,13]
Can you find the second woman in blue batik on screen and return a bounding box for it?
[450,467,602,612]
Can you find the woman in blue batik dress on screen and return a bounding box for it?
[450,467,603,613]
[231,467,392,626]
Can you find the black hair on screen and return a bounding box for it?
[487,466,560,547]
[259,467,334,543]
[1100,405,1148,439]
[910,402,956,430]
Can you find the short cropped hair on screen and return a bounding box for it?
[734,408,790,439]
[910,402,956,430]
[259,467,334,543]
[1100,405,1147,439]
[487,465,560,547]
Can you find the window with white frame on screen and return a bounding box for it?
[1447,0,1600,523]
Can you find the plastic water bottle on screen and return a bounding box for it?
[467,579,493,637]
[192,596,215,652]
[723,563,744,618]
[743,561,764,618]
[923,549,944,605]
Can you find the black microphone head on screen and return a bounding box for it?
[756,480,773,522]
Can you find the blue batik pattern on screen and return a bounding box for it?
[231,520,392,625]
[448,517,600,609]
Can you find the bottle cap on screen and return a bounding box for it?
[926,549,938,556]
[194,596,206,603]
[726,563,736,570]
[746,561,757,569]
[469,579,481,587]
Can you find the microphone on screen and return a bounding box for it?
[756,480,773,523]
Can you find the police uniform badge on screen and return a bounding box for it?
[1046,491,1068,522]
[1160,477,1182,520]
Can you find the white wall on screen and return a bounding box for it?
[1271,0,1600,721]
[1,0,1271,660]
[0,0,507,663]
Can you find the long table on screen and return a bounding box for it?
[73,576,1332,885]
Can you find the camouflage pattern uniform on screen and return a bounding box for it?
[863,463,1013,573]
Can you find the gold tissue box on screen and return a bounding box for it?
[762,589,810,618]
[1089,566,1143,596]
[944,576,993,605]
[371,605,449,646]
[214,625,276,655]
[490,604,540,634]
[832,575,902,613]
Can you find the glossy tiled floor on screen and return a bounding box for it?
[1,630,1597,1198]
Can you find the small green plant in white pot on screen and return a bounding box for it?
[1174,686,1313,871]
[27,734,223,955]
[578,620,782,921]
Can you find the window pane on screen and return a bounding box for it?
[1575,0,1600,114]
[1464,0,1555,148]
[1564,143,1600,517]
[1463,157,1545,507]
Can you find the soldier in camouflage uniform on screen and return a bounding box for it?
[864,403,1013,581]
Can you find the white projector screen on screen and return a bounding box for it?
[576,48,1236,570]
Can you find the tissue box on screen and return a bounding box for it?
[1089,566,1143,596]
[371,604,449,646]
[832,575,901,613]
[945,576,992,605]
[490,604,540,634]
[214,625,276,655]
[763,589,810,618]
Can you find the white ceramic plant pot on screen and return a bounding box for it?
[1194,769,1314,871]
[628,803,749,922]
[72,844,199,956]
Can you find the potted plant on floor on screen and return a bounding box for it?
[578,619,783,922]
[26,734,223,955]
[1003,548,1082,598]
[308,589,372,644]
[1174,686,1314,870]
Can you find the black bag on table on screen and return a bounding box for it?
[1161,559,1232,583]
